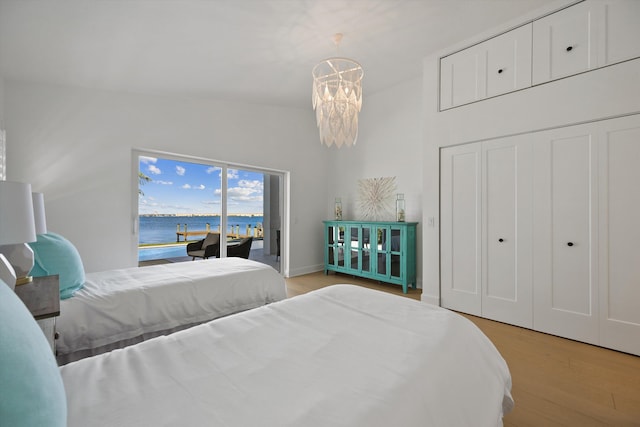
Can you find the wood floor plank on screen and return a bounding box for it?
[285,272,640,426]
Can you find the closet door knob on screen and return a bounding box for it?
[567,242,574,247]
[566,46,573,52]
[498,69,504,74]
[498,238,504,243]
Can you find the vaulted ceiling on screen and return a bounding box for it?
[0,0,558,108]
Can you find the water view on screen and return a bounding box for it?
[138,215,264,261]
[139,215,264,245]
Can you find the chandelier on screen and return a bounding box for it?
[312,34,363,148]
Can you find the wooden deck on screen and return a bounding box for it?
[175,230,212,242]
[176,231,263,242]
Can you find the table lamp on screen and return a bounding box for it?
[0,181,37,289]
[32,192,48,235]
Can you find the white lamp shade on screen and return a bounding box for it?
[0,181,37,245]
[32,192,47,235]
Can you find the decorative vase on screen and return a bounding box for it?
[334,198,343,220]
[396,194,405,222]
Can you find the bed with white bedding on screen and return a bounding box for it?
[61,284,514,427]
[56,257,287,364]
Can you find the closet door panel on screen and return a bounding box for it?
[533,127,599,344]
[485,24,532,98]
[441,144,481,315]
[551,137,592,314]
[532,1,598,84]
[440,47,486,110]
[481,137,533,328]
[599,117,640,356]
[599,0,640,66]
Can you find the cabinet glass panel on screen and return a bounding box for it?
[349,226,359,270]
[391,254,401,279]
[361,227,371,273]
[334,225,344,268]
[377,226,388,275]
[327,247,336,267]
[327,225,336,245]
[362,248,371,273]
[390,228,401,252]
[337,246,345,267]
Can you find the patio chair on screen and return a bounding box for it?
[227,237,253,259]
[186,233,220,260]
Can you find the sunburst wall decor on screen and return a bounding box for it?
[357,177,396,221]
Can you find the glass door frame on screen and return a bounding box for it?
[132,148,290,276]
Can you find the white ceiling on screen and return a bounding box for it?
[0,0,559,109]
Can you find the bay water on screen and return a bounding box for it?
[139,215,264,245]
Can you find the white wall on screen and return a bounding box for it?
[326,77,424,287]
[5,80,327,275]
[0,76,4,181]
[0,76,4,128]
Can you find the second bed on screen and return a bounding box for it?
[56,257,287,364]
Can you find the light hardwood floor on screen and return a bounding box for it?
[286,272,640,427]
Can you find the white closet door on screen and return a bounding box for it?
[533,125,599,345]
[441,144,482,315]
[481,136,533,328]
[598,115,640,356]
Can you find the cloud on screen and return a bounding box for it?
[206,167,218,174]
[139,156,157,164]
[176,165,186,176]
[140,198,158,207]
[154,180,173,185]
[211,180,263,201]
[238,179,264,191]
[182,184,206,190]
[227,185,263,202]
[147,165,161,175]
[227,169,239,179]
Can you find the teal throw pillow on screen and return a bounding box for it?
[29,232,85,299]
[0,280,67,426]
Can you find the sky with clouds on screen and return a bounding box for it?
[138,156,264,215]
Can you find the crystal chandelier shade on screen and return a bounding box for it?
[312,57,363,148]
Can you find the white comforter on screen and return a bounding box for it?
[61,285,513,427]
[57,258,286,361]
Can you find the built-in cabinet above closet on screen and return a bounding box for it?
[439,24,532,110]
[440,114,640,356]
[440,0,640,110]
[533,0,640,84]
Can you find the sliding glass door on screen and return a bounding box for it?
[135,150,284,273]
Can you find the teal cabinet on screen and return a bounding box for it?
[323,221,418,293]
